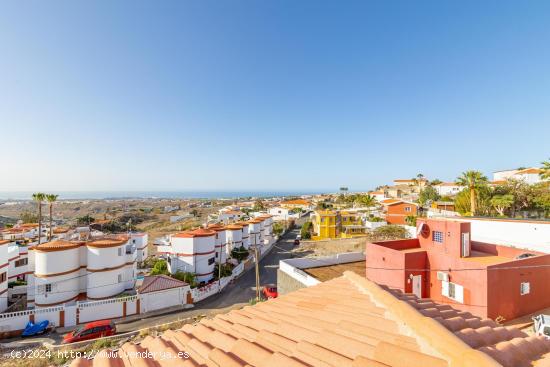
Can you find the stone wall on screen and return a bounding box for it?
[277,269,308,296]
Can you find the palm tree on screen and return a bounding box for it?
[358,194,377,217]
[541,159,550,180]
[456,171,488,216]
[32,192,46,244]
[46,194,58,241]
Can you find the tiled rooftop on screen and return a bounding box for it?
[138,275,188,294]
[385,287,550,367]
[71,272,509,367]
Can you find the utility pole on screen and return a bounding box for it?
[254,245,260,301]
[218,238,223,291]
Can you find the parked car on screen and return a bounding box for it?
[533,315,550,338]
[262,284,278,299]
[63,320,116,344]
[294,239,300,246]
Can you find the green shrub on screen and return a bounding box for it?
[231,245,249,262]
[150,260,169,275]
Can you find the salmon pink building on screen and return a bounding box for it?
[380,199,418,225]
[366,217,550,321]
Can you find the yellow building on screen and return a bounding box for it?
[311,210,365,240]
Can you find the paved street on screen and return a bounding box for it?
[0,218,306,348]
[117,221,302,332]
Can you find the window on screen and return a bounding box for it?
[461,232,470,257]
[433,231,444,243]
[132,239,136,244]
[118,248,122,256]
[521,282,530,295]
[118,274,122,283]
[448,282,456,299]
[442,281,464,303]
[404,206,411,212]
[208,257,215,265]
[15,258,28,267]
[0,272,6,283]
[45,283,52,293]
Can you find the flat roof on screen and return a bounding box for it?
[303,261,365,282]
[461,250,511,265]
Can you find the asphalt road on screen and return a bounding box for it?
[116,220,304,332]
[0,217,306,347]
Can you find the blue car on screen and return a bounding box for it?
[22,320,49,337]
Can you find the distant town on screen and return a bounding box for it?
[0,161,548,366]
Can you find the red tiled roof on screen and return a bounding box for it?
[71,272,505,367]
[87,235,129,248]
[386,287,550,367]
[138,275,188,294]
[281,199,311,205]
[206,224,225,232]
[31,240,82,252]
[173,228,216,238]
[225,224,244,230]
[516,168,541,175]
[222,210,243,215]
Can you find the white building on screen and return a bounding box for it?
[434,182,462,197]
[247,219,262,248]
[128,232,148,262]
[218,209,244,223]
[207,224,227,264]
[368,191,386,202]
[28,234,137,308]
[493,167,545,185]
[225,224,244,253]
[159,229,217,283]
[7,242,28,283]
[0,240,9,312]
[268,207,300,221]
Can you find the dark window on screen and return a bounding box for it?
[79,328,94,336]
[15,258,28,267]
[45,283,52,293]
[0,272,6,283]
[208,257,215,265]
[433,231,443,243]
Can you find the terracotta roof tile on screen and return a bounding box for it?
[172,229,216,238]
[73,273,528,367]
[138,275,188,294]
[31,240,82,252]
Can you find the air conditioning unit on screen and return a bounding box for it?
[437,272,449,282]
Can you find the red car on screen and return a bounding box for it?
[262,284,278,299]
[63,320,116,344]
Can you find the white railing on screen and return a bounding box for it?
[77,295,137,308]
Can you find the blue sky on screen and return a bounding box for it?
[1,1,549,192]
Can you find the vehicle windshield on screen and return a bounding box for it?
[71,326,85,336]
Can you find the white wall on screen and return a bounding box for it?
[0,241,9,312]
[78,296,137,323]
[140,286,189,313]
[460,218,550,253]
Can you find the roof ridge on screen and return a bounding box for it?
[342,271,502,367]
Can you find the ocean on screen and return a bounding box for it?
[0,190,326,201]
